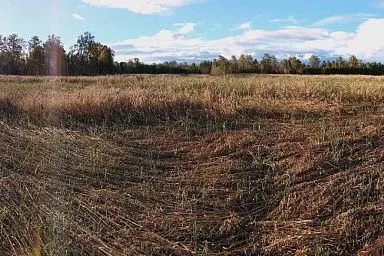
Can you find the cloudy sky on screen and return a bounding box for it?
[2,0,384,62]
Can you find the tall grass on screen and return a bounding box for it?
[0,74,383,256]
[0,75,383,127]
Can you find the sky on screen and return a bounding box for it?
[2,0,384,63]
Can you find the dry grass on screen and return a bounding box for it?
[0,74,383,255]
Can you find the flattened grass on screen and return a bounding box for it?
[0,75,383,255]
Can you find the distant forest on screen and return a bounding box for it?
[2,32,384,76]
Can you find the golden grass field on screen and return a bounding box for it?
[0,74,383,255]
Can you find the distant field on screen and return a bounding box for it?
[1,75,383,256]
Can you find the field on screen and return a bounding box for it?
[0,74,383,256]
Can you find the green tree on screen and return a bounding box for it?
[199,61,212,74]
[92,43,114,74]
[0,34,25,74]
[279,59,290,74]
[289,57,303,74]
[26,36,45,75]
[348,55,359,68]
[69,32,96,75]
[253,58,260,73]
[335,56,346,69]
[229,55,239,73]
[211,56,231,75]
[279,57,303,74]
[238,54,254,73]
[0,35,5,73]
[308,55,321,68]
[260,53,278,73]
[68,32,114,75]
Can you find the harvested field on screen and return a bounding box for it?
[0,75,383,256]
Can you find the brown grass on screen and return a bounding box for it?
[0,74,383,255]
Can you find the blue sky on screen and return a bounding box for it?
[2,0,384,62]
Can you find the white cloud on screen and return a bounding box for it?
[347,19,384,58]
[110,18,384,63]
[72,13,85,21]
[269,16,299,23]
[174,23,196,34]
[81,0,202,14]
[312,13,377,26]
[312,15,347,26]
[238,22,252,30]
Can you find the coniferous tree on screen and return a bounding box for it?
[26,36,45,75]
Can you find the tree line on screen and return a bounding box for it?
[2,32,384,76]
[0,32,114,76]
[115,54,384,76]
